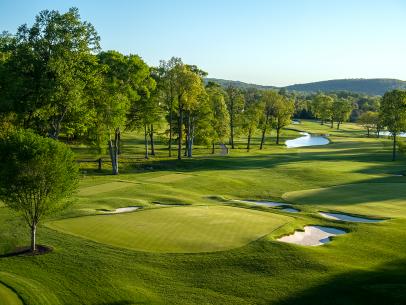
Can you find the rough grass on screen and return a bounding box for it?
[0,120,405,304]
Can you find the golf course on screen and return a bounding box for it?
[0,120,405,304]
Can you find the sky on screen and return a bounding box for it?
[1,0,406,86]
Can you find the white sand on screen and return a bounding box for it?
[277,226,346,246]
[233,200,287,207]
[319,212,383,223]
[99,206,140,214]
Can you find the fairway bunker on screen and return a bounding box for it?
[233,199,288,207]
[280,207,299,213]
[285,132,329,148]
[97,206,140,214]
[319,212,383,223]
[277,225,346,246]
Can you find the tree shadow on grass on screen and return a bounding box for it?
[275,259,406,305]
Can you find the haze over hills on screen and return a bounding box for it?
[205,78,406,96]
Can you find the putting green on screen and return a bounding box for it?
[283,183,406,218]
[48,205,291,253]
[0,283,22,305]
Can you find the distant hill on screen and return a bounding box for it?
[205,78,406,96]
[204,78,277,91]
[285,79,406,96]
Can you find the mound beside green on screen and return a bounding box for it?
[48,205,291,253]
[283,183,406,217]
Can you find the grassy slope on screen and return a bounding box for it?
[0,120,405,304]
[0,282,22,305]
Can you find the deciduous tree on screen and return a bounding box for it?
[0,130,79,252]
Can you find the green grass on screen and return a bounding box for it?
[284,183,406,217]
[0,281,22,305]
[48,205,291,253]
[0,119,405,304]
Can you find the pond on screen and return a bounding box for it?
[379,131,406,137]
[285,132,329,148]
[277,225,346,246]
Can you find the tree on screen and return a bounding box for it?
[225,86,244,149]
[206,83,230,153]
[358,111,380,137]
[0,130,79,252]
[0,8,100,139]
[170,63,204,160]
[272,96,295,144]
[125,61,157,159]
[95,51,154,174]
[154,57,182,157]
[380,90,406,161]
[332,98,353,129]
[259,90,279,149]
[242,89,262,152]
[312,94,333,125]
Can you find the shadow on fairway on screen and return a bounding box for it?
[275,259,406,305]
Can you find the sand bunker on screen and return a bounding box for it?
[281,207,299,213]
[98,206,140,214]
[277,225,346,246]
[233,200,287,207]
[319,212,383,223]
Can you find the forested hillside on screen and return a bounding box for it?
[206,78,406,96]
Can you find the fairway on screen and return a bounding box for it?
[0,283,22,305]
[284,183,406,217]
[48,205,291,253]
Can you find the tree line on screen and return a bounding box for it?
[0,8,296,175]
[305,92,406,160]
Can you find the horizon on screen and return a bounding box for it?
[1,0,406,86]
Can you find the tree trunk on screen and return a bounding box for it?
[169,101,173,157]
[117,129,121,155]
[185,112,190,157]
[150,124,155,156]
[190,121,195,157]
[247,128,252,152]
[230,111,235,149]
[212,142,215,154]
[337,122,341,130]
[30,223,37,253]
[114,128,119,174]
[144,124,149,159]
[108,134,119,175]
[276,127,280,144]
[178,101,183,160]
[98,158,102,171]
[330,119,333,128]
[367,128,370,137]
[393,133,397,161]
[260,114,269,150]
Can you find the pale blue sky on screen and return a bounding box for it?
[1,0,406,86]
